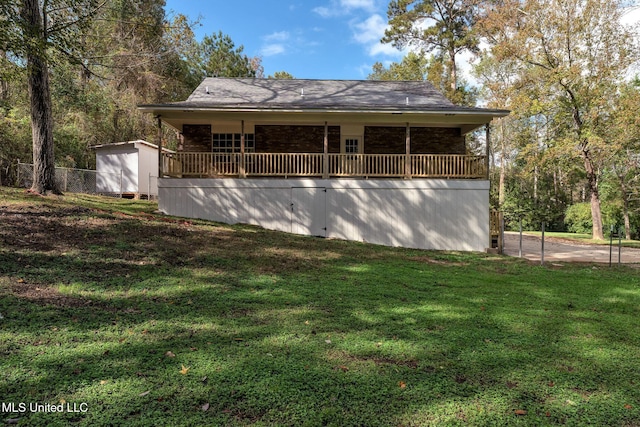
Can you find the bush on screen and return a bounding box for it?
[564,203,592,234]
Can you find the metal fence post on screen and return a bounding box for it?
[519,219,523,258]
[541,222,545,266]
[119,169,123,198]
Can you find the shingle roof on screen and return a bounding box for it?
[168,78,465,111]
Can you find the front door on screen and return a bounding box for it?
[291,187,327,237]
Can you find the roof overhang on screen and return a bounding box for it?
[138,105,510,135]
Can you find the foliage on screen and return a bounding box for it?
[192,31,258,79]
[368,52,478,106]
[383,0,482,93]
[479,0,639,240]
[268,71,295,79]
[1,187,640,426]
[0,1,279,184]
[565,203,593,234]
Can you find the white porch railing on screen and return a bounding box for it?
[162,152,487,179]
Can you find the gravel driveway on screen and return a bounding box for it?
[503,232,640,264]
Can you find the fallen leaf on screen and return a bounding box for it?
[506,381,518,389]
[304,320,310,325]
[480,306,486,311]
[202,403,210,411]
[514,409,527,416]
[100,380,108,385]
[399,381,406,389]
[548,381,555,387]
[325,339,332,344]
[334,365,349,372]
[17,279,24,283]
[546,412,551,417]
[625,404,633,410]
[180,364,190,375]
[139,391,150,397]
[190,347,198,351]
[165,351,176,358]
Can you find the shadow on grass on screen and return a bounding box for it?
[1,199,640,426]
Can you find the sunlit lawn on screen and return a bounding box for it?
[1,187,639,426]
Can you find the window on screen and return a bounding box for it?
[212,133,255,153]
[342,136,361,154]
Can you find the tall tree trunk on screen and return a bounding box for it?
[22,0,61,195]
[0,51,8,103]
[498,119,505,207]
[583,151,603,240]
[620,179,631,239]
[449,48,457,92]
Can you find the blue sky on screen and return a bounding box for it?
[164,0,408,80]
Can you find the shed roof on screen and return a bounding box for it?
[92,140,175,153]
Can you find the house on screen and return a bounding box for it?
[139,78,509,251]
[93,140,174,198]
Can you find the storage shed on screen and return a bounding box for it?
[93,140,174,198]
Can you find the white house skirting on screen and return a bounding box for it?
[158,178,490,252]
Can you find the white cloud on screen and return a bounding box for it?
[313,0,376,18]
[261,44,286,56]
[351,14,402,57]
[264,31,290,42]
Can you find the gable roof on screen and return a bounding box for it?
[182,78,458,111]
[138,78,509,134]
[141,78,507,113]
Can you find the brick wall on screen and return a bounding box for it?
[181,123,465,154]
[255,125,341,153]
[182,125,211,152]
[364,126,465,154]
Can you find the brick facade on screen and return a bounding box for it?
[180,123,465,155]
[255,125,341,153]
[182,125,211,152]
[363,126,465,154]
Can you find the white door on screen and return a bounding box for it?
[291,187,327,237]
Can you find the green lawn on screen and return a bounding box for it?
[1,186,639,426]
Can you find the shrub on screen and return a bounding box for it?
[564,203,592,234]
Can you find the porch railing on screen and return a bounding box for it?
[162,152,487,179]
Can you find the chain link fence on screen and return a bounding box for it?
[16,163,123,197]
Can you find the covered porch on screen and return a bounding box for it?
[162,151,487,179]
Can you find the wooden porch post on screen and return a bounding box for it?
[156,115,163,177]
[240,120,246,178]
[405,122,411,179]
[485,123,491,180]
[323,121,329,179]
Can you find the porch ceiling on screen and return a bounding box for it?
[137,107,506,135]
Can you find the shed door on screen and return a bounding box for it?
[291,187,326,237]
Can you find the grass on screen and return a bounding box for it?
[1,186,639,426]
[516,231,640,249]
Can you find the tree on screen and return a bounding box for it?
[480,0,638,239]
[368,51,477,105]
[382,0,482,94]
[268,71,294,79]
[368,51,429,81]
[4,0,104,194]
[193,31,258,78]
